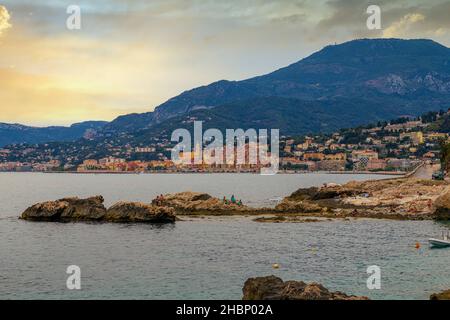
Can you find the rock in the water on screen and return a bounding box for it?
[433,191,450,220]
[242,275,368,300]
[105,202,175,223]
[21,196,106,221]
[21,196,175,223]
[59,196,106,220]
[278,178,448,220]
[21,200,70,221]
[154,192,252,215]
[286,187,320,201]
[286,186,363,201]
[430,289,450,300]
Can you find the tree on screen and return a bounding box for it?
[440,141,450,172]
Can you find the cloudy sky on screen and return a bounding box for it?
[1,0,450,126]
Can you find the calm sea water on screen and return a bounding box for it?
[0,172,449,300]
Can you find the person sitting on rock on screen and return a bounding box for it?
[154,194,165,206]
[237,199,243,206]
[223,196,227,203]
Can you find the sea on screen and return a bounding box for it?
[0,172,449,299]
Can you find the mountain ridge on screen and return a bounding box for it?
[0,121,107,147]
[2,38,450,146]
[106,38,450,133]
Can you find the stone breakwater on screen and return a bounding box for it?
[242,275,369,300]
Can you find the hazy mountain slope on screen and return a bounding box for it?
[3,38,450,146]
[128,95,444,142]
[0,121,107,147]
[106,38,450,133]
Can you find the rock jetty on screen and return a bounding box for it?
[242,275,368,300]
[21,196,175,223]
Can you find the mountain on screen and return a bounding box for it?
[3,38,450,147]
[107,38,450,134]
[0,121,107,147]
[126,97,405,142]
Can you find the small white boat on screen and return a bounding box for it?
[429,236,450,248]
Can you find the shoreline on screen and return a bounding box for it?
[1,170,407,176]
[16,164,446,223]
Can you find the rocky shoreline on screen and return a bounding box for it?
[242,276,369,300]
[20,175,450,222]
[242,275,450,300]
[271,177,450,221]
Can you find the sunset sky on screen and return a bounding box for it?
[1,0,450,126]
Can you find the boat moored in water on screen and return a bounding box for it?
[429,233,450,248]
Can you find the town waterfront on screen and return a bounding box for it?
[1,172,449,299]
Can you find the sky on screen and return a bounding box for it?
[1,0,450,126]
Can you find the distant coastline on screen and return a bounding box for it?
[26,170,407,175]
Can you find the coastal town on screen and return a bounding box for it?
[0,109,448,174]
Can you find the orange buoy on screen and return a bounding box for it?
[415,242,421,249]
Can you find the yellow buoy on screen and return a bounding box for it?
[272,263,280,269]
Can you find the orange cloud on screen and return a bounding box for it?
[0,5,11,35]
[0,67,129,126]
[0,28,189,125]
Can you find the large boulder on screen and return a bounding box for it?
[430,289,450,300]
[242,275,368,300]
[59,196,106,220]
[154,192,251,215]
[21,196,106,221]
[21,200,70,221]
[433,191,450,220]
[286,187,320,201]
[105,202,175,223]
[286,185,365,202]
[21,196,176,223]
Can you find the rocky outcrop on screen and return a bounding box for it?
[433,191,450,220]
[105,202,175,223]
[21,196,175,223]
[276,178,449,220]
[286,186,363,201]
[242,275,368,300]
[59,196,107,220]
[274,199,323,213]
[21,196,106,222]
[430,290,450,300]
[154,192,255,215]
